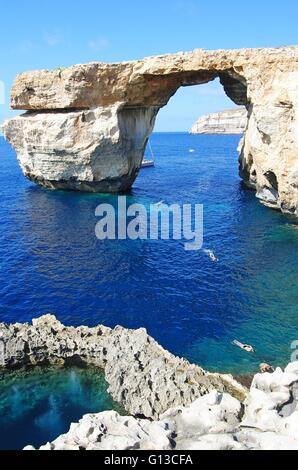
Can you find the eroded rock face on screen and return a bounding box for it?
[239,74,298,215]
[190,107,247,134]
[25,411,174,451]
[2,105,158,193]
[25,363,298,451]
[0,315,246,418]
[2,46,298,215]
[2,316,297,450]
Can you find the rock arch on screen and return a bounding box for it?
[2,47,298,216]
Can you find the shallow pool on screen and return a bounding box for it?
[0,366,121,450]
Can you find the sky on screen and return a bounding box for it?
[0,0,298,131]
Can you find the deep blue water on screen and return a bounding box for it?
[0,366,122,450]
[0,134,297,375]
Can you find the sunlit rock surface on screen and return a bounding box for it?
[2,46,298,215]
[190,107,247,134]
[2,106,158,193]
[2,316,297,450]
[0,315,246,418]
[25,363,298,451]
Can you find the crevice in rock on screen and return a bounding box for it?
[264,171,279,192]
[24,108,90,115]
[218,70,248,107]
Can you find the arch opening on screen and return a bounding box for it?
[151,76,247,134]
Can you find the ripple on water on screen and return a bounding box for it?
[0,366,123,450]
[0,134,297,374]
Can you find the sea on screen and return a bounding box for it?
[0,133,297,448]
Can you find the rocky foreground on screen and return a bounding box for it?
[0,315,246,418]
[25,363,298,451]
[190,107,247,134]
[2,46,298,216]
[1,315,298,450]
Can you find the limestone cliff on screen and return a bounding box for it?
[2,46,298,216]
[190,107,247,134]
[0,315,246,419]
[1,315,297,450]
[26,363,298,450]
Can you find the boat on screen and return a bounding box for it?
[141,140,155,168]
[141,159,155,168]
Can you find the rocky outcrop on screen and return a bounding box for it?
[25,411,174,451]
[2,46,298,215]
[0,315,246,418]
[24,363,298,450]
[239,88,298,215]
[190,107,247,134]
[2,315,297,450]
[2,106,158,192]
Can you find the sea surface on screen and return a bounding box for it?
[0,366,122,450]
[0,133,297,374]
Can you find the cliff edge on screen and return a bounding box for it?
[190,107,247,134]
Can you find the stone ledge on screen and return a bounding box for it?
[25,363,298,450]
[0,314,246,418]
[190,107,248,134]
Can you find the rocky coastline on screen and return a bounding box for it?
[0,315,246,418]
[2,46,298,217]
[1,315,298,450]
[190,107,247,134]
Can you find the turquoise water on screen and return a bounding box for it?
[0,366,121,450]
[0,133,297,375]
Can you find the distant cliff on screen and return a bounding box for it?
[190,107,247,134]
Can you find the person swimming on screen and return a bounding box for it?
[232,342,274,373]
[259,363,274,373]
[232,340,255,353]
[203,249,218,262]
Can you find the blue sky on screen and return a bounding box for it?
[0,0,298,131]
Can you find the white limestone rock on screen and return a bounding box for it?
[23,363,298,451]
[2,46,298,216]
[285,361,298,376]
[239,71,298,216]
[40,411,173,451]
[236,429,298,451]
[0,315,247,418]
[238,362,298,445]
[2,105,158,193]
[1,315,297,451]
[177,434,245,451]
[161,390,242,439]
[190,107,247,134]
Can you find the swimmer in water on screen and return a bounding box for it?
[232,340,255,353]
[203,249,218,262]
[259,363,274,373]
